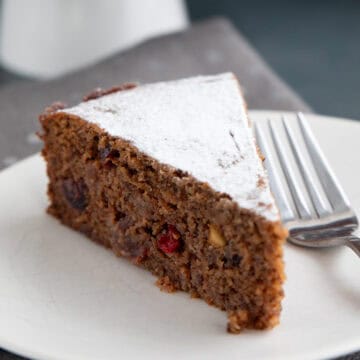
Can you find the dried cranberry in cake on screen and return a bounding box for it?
[62,178,88,211]
[157,225,182,254]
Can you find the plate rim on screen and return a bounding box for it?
[0,110,359,360]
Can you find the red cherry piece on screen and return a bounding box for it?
[157,225,181,254]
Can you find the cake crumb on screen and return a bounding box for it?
[156,276,177,293]
[227,310,249,334]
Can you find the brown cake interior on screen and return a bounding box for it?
[40,111,287,333]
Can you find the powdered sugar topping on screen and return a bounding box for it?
[64,73,279,220]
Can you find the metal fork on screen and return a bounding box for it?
[254,112,360,257]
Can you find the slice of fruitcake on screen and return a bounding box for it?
[39,73,287,333]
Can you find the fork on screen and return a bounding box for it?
[254,112,360,257]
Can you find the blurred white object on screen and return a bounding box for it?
[0,0,188,79]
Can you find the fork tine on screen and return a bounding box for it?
[297,113,351,212]
[254,122,296,223]
[282,117,331,218]
[268,120,312,220]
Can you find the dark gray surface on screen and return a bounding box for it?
[2,0,360,120]
[187,0,360,120]
[0,17,356,360]
[0,17,309,170]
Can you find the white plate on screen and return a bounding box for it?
[0,111,359,360]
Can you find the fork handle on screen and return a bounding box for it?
[346,236,360,257]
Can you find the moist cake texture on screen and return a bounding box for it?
[40,73,287,333]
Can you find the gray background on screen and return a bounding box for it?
[187,0,360,120]
[1,0,360,119]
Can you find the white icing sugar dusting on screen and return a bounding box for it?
[64,73,279,220]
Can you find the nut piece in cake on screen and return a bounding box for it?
[208,224,226,247]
